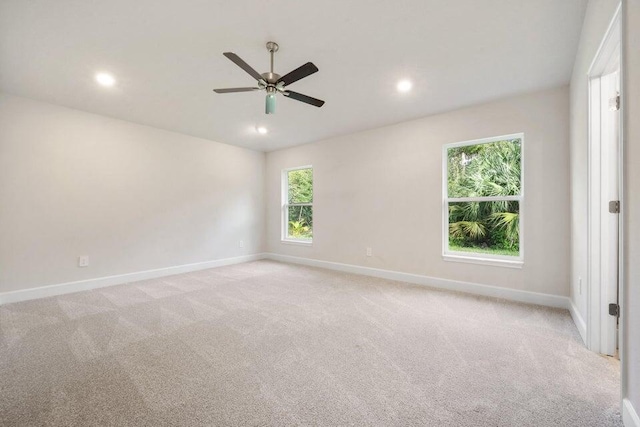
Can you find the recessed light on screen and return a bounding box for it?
[256,126,268,135]
[397,79,412,93]
[95,73,116,87]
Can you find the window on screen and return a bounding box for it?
[443,134,523,267]
[282,166,313,244]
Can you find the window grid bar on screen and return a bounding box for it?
[445,195,521,203]
[285,203,313,207]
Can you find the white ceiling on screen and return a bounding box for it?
[0,0,587,152]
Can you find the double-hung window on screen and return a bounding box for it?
[282,166,313,244]
[443,134,523,267]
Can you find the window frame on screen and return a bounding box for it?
[442,133,524,268]
[281,165,313,245]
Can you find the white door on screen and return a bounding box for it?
[600,70,620,357]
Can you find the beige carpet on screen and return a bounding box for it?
[0,260,621,426]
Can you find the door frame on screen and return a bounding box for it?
[586,3,622,355]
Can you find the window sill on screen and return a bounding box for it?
[281,239,313,247]
[443,254,523,269]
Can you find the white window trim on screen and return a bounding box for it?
[281,165,313,245]
[442,133,524,268]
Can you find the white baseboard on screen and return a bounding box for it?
[1,252,572,313]
[0,253,267,305]
[568,299,588,344]
[265,253,570,309]
[624,399,640,427]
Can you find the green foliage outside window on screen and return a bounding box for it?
[287,169,313,240]
[288,168,313,204]
[447,139,521,256]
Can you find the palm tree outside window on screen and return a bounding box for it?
[443,134,523,265]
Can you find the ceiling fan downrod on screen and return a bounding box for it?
[264,42,280,114]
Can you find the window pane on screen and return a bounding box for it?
[287,205,313,240]
[448,201,519,257]
[288,168,313,204]
[447,138,521,198]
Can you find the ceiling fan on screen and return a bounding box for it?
[213,41,325,114]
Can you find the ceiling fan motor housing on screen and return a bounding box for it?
[261,72,281,85]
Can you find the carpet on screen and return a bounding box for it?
[0,260,621,426]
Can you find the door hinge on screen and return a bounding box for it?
[609,94,620,111]
[608,303,620,317]
[609,200,620,213]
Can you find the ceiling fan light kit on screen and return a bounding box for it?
[213,41,324,114]
[265,91,277,114]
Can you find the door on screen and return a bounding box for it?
[600,70,620,357]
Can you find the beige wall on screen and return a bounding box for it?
[0,93,265,293]
[569,0,621,323]
[266,87,570,297]
[623,0,640,420]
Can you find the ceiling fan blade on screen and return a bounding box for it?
[277,62,319,86]
[223,52,263,81]
[213,87,259,93]
[284,91,325,107]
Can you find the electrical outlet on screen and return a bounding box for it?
[239,240,244,248]
[78,255,89,267]
[579,277,582,295]
[366,247,372,257]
